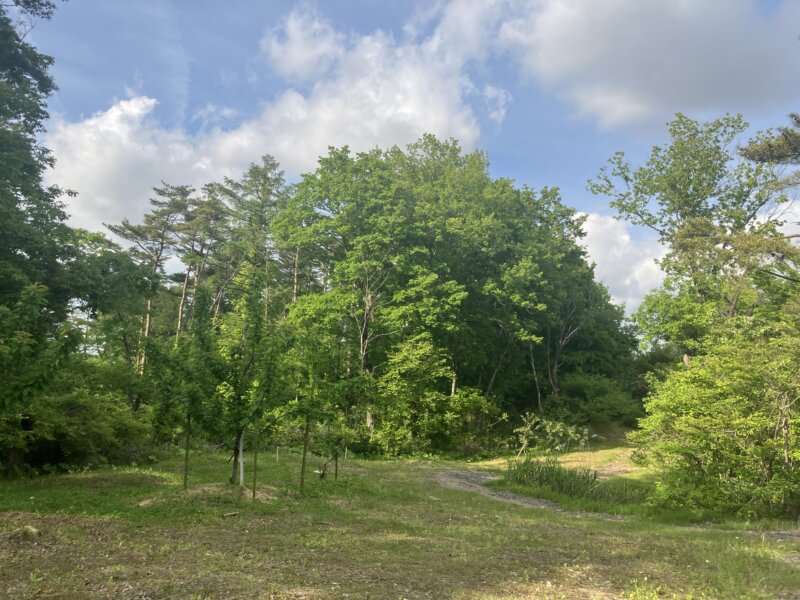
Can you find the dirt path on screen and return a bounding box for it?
[434,469,800,540]
[433,470,624,521]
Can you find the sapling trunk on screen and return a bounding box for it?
[252,428,259,502]
[230,427,243,485]
[238,432,244,486]
[334,448,339,481]
[300,413,311,491]
[183,413,191,490]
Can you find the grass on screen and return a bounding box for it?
[1,445,799,599]
[504,456,650,506]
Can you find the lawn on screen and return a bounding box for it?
[1,445,798,599]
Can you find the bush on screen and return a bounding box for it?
[631,330,800,518]
[513,413,590,454]
[2,388,150,474]
[554,372,642,425]
[1,361,152,475]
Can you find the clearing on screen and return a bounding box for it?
[1,446,798,599]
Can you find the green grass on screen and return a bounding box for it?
[505,455,650,506]
[1,447,798,599]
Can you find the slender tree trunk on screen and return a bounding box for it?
[528,342,544,415]
[486,340,511,396]
[545,333,560,396]
[334,448,339,481]
[175,266,193,344]
[183,413,191,490]
[136,298,153,374]
[365,407,374,439]
[230,427,244,485]
[300,413,311,491]
[252,428,259,502]
[291,247,300,303]
[238,431,245,486]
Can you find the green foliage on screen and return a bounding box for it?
[513,413,590,454]
[1,357,150,474]
[594,113,800,517]
[505,455,649,505]
[554,371,641,425]
[631,325,800,518]
[741,113,800,165]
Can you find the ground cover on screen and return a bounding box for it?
[1,446,798,599]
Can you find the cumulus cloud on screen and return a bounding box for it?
[580,213,666,311]
[190,103,239,129]
[47,98,240,232]
[47,6,504,232]
[483,85,513,124]
[261,6,345,82]
[500,0,800,126]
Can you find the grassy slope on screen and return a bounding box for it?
[0,448,798,599]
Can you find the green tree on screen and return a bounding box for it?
[593,114,800,515]
[0,1,74,314]
[741,113,800,165]
[107,184,189,374]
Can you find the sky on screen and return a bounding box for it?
[29,0,800,311]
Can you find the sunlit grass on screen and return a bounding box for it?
[1,446,798,599]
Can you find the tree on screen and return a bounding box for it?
[589,113,792,356]
[592,113,800,516]
[741,113,800,165]
[0,0,74,314]
[630,320,800,517]
[107,184,188,374]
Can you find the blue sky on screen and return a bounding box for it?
[32,0,800,309]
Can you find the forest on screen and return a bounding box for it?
[2,0,799,526]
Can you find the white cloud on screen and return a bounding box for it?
[46,6,499,232]
[500,0,800,126]
[191,103,239,129]
[483,85,513,124]
[580,213,666,311]
[261,7,345,82]
[46,98,239,233]
[423,0,508,66]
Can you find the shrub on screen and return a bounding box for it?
[513,413,589,455]
[631,330,800,518]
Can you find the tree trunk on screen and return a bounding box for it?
[365,406,374,439]
[291,247,300,303]
[136,298,153,375]
[546,334,560,396]
[174,266,193,344]
[238,431,245,486]
[334,448,339,481]
[252,428,259,502]
[183,413,191,490]
[230,427,244,485]
[486,340,511,396]
[528,342,544,415]
[300,413,311,491]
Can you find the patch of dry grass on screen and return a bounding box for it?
[0,451,797,599]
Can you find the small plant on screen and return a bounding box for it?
[505,455,649,505]
[513,413,590,456]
